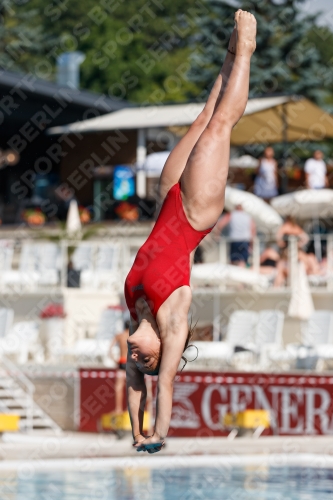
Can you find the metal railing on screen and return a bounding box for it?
[1,355,35,432]
[0,234,332,292]
[216,233,333,290]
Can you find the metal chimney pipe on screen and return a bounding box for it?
[56,51,86,89]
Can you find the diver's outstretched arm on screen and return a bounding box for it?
[126,355,147,442]
[136,315,189,453]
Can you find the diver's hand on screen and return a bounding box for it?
[132,434,147,449]
[133,434,148,448]
[136,434,165,454]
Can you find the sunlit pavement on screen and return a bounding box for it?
[1,432,333,460]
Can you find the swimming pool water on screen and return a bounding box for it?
[1,465,333,500]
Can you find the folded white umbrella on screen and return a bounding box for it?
[288,262,314,320]
[66,199,82,235]
[191,263,270,288]
[271,189,333,219]
[224,186,283,231]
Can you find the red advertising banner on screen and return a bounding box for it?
[79,369,333,436]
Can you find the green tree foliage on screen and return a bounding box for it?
[4,0,206,103]
[2,0,333,109]
[0,1,60,73]
[190,0,333,106]
[307,26,333,110]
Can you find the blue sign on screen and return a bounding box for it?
[113,166,135,200]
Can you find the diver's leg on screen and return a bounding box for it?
[159,28,237,200]
[180,10,256,230]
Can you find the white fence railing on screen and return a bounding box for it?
[0,234,332,292]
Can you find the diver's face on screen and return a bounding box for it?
[127,328,161,373]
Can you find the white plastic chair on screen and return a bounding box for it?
[96,308,124,340]
[226,310,258,349]
[302,310,333,346]
[0,308,14,338]
[96,243,120,271]
[190,341,232,366]
[72,245,93,271]
[57,339,114,366]
[81,243,122,290]
[256,310,284,368]
[0,241,14,271]
[192,311,258,369]
[2,243,60,289]
[305,311,333,362]
[0,321,41,364]
[36,243,60,286]
[269,311,333,370]
[2,243,38,290]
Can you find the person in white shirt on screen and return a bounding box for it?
[304,150,328,189]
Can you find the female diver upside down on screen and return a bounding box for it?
[124,10,257,454]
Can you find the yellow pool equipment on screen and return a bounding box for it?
[101,411,150,432]
[0,414,20,432]
[223,410,270,430]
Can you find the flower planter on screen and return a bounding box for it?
[40,318,65,362]
[39,303,66,362]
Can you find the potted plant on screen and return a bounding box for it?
[39,303,66,362]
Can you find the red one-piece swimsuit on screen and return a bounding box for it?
[124,183,212,321]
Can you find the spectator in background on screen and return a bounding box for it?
[259,246,280,275]
[253,146,278,201]
[274,248,321,287]
[304,150,328,189]
[276,215,309,250]
[215,204,256,266]
[194,246,204,264]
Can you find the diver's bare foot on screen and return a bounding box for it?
[234,9,256,56]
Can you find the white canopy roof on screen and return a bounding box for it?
[47,96,291,135]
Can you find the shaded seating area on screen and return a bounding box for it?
[2,243,61,290]
[269,310,333,371]
[190,309,284,370]
[55,307,124,366]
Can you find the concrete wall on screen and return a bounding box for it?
[63,289,120,345]
[28,371,77,431]
[0,292,63,323]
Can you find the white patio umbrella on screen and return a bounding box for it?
[288,262,314,321]
[271,189,333,220]
[142,151,170,177]
[229,155,259,168]
[66,199,82,235]
[269,263,315,369]
[224,186,283,232]
[191,263,270,289]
